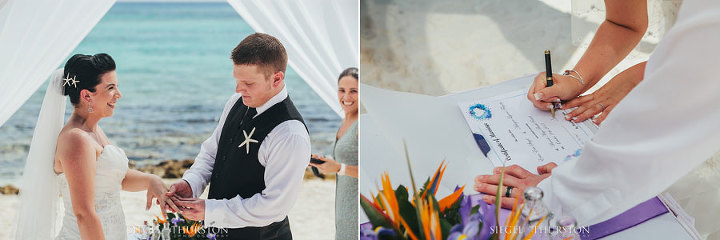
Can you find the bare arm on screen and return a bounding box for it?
[58,130,105,240]
[529,0,648,108]
[122,169,179,213]
[344,165,358,179]
[562,61,646,124]
[573,0,648,93]
[121,169,155,191]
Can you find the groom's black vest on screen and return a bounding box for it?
[208,96,305,240]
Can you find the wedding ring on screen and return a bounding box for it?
[505,186,514,197]
[598,103,606,110]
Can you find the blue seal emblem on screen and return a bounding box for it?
[469,104,492,120]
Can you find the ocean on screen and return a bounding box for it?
[0,2,341,185]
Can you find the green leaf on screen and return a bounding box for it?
[403,140,425,240]
[495,166,505,238]
[471,205,480,215]
[395,185,409,202]
[417,177,430,198]
[396,186,420,237]
[360,195,393,229]
[442,195,464,226]
[440,218,453,240]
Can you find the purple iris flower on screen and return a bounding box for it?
[449,187,496,240]
[171,216,185,226]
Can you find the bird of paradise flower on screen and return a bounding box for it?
[361,141,545,240]
[360,141,466,240]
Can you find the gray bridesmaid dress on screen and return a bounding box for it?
[333,120,358,240]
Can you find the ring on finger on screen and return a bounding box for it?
[598,103,605,110]
[505,186,514,197]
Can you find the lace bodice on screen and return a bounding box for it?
[56,145,130,240]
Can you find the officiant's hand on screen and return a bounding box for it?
[173,197,205,221]
[309,154,341,174]
[473,163,557,209]
[528,72,584,111]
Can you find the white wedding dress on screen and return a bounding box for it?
[56,145,129,240]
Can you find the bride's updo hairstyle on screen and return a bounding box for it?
[62,53,116,105]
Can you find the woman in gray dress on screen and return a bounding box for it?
[310,67,359,240]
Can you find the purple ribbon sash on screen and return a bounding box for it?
[361,195,669,240]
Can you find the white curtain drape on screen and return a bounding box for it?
[227,0,359,117]
[0,0,116,127]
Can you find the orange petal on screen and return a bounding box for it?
[438,185,465,212]
[381,173,401,226]
[398,216,419,240]
[434,162,447,195]
[432,207,441,240]
[522,216,547,240]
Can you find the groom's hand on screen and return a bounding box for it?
[167,180,193,198]
[174,197,205,221]
[473,164,555,208]
[164,180,193,213]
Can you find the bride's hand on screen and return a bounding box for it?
[146,176,181,214]
[561,62,646,124]
[528,72,584,110]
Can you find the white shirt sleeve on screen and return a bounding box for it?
[203,120,311,228]
[182,93,241,198]
[538,0,720,226]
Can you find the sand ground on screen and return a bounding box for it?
[0,178,336,240]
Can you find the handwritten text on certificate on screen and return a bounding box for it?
[458,90,598,170]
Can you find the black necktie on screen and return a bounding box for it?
[240,107,257,126]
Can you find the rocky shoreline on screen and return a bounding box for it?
[0,159,332,195]
[0,185,19,195]
[129,159,194,179]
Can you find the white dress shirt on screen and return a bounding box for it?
[537,0,720,226]
[182,86,311,228]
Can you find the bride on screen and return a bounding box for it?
[15,53,179,239]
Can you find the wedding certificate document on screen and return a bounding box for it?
[458,90,599,170]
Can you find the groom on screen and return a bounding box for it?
[166,33,310,240]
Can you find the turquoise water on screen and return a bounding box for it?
[0,2,341,185]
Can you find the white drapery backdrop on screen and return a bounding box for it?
[0,0,357,128]
[227,0,359,117]
[0,0,116,128]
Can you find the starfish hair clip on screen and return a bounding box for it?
[62,73,80,88]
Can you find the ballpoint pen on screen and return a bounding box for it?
[545,50,555,118]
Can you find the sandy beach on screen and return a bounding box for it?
[360,0,680,96]
[0,178,336,239]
